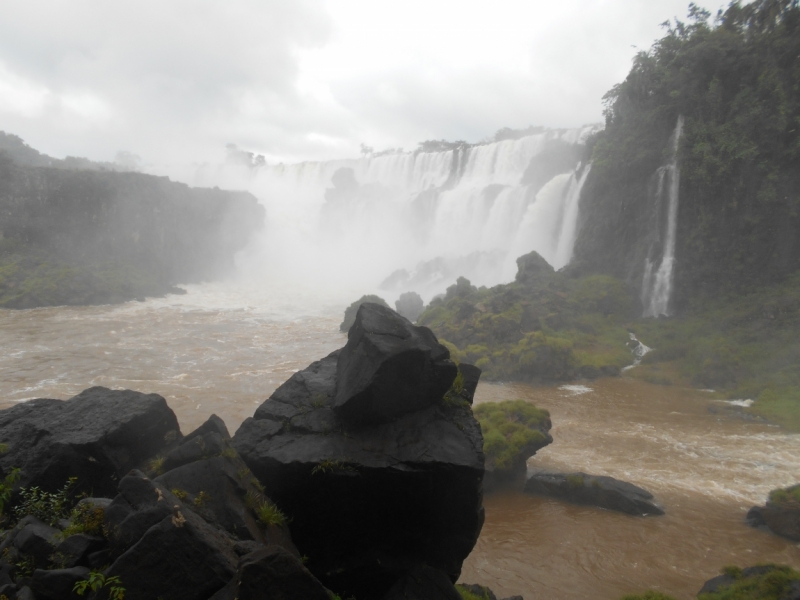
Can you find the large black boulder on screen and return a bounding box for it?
[209,546,330,600]
[334,302,458,427]
[524,470,664,516]
[0,387,180,496]
[232,311,484,599]
[103,471,238,600]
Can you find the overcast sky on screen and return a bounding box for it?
[0,0,712,168]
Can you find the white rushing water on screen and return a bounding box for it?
[187,127,598,301]
[641,116,684,318]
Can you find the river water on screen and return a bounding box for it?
[1,284,799,600]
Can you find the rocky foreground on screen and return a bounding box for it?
[0,303,515,600]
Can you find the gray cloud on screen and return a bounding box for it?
[0,0,713,168]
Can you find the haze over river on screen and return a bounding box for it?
[2,283,799,600]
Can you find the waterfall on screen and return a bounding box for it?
[641,116,684,318]
[190,126,600,299]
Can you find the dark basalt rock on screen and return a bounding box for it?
[524,470,664,516]
[161,431,227,473]
[381,564,462,600]
[184,414,231,442]
[30,566,90,600]
[54,534,106,568]
[0,387,180,496]
[104,471,238,600]
[233,308,484,599]
[209,546,330,600]
[746,487,800,541]
[334,302,458,427]
[13,519,61,566]
[698,565,800,598]
[155,455,297,553]
[459,363,482,405]
[340,294,390,332]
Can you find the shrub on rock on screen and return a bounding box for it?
[473,400,552,491]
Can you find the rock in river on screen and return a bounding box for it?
[524,470,664,516]
[233,303,485,599]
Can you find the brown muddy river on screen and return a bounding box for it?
[1,283,799,600]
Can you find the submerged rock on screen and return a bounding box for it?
[233,304,484,599]
[524,470,664,516]
[0,387,180,496]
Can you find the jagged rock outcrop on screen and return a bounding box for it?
[698,565,800,598]
[524,470,664,516]
[746,486,800,541]
[0,145,265,308]
[0,387,180,497]
[233,303,485,599]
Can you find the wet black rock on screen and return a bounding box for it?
[233,304,484,599]
[209,546,330,600]
[13,518,61,566]
[394,291,424,322]
[382,564,462,600]
[340,294,390,332]
[334,302,458,427]
[30,566,90,600]
[0,387,180,496]
[54,534,105,568]
[524,470,664,516]
[104,471,238,600]
[515,250,554,285]
[746,489,800,541]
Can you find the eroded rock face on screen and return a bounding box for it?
[0,387,180,496]
[334,302,458,427]
[232,306,484,599]
[524,470,664,516]
[747,493,800,541]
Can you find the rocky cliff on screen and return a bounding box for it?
[0,139,265,308]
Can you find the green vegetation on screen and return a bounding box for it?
[698,564,800,600]
[0,468,21,518]
[455,584,494,600]
[566,474,586,488]
[193,491,211,507]
[628,272,800,430]
[147,456,165,477]
[418,260,635,382]
[13,477,77,526]
[60,502,106,538]
[255,499,286,527]
[578,0,800,302]
[171,488,189,501]
[473,400,550,472]
[74,572,126,600]
[0,238,170,309]
[768,484,800,504]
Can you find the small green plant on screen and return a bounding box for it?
[74,571,125,600]
[311,459,356,476]
[311,394,327,409]
[171,488,188,501]
[244,490,260,510]
[3,547,35,578]
[0,443,9,454]
[442,369,469,408]
[14,476,77,526]
[60,503,105,538]
[147,456,165,476]
[566,474,585,488]
[697,564,800,600]
[236,467,251,480]
[221,447,237,459]
[255,500,286,527]
[193,491,211,507]
[0,468,21,517]
[456,584,493,600]
[250,477,265,493]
